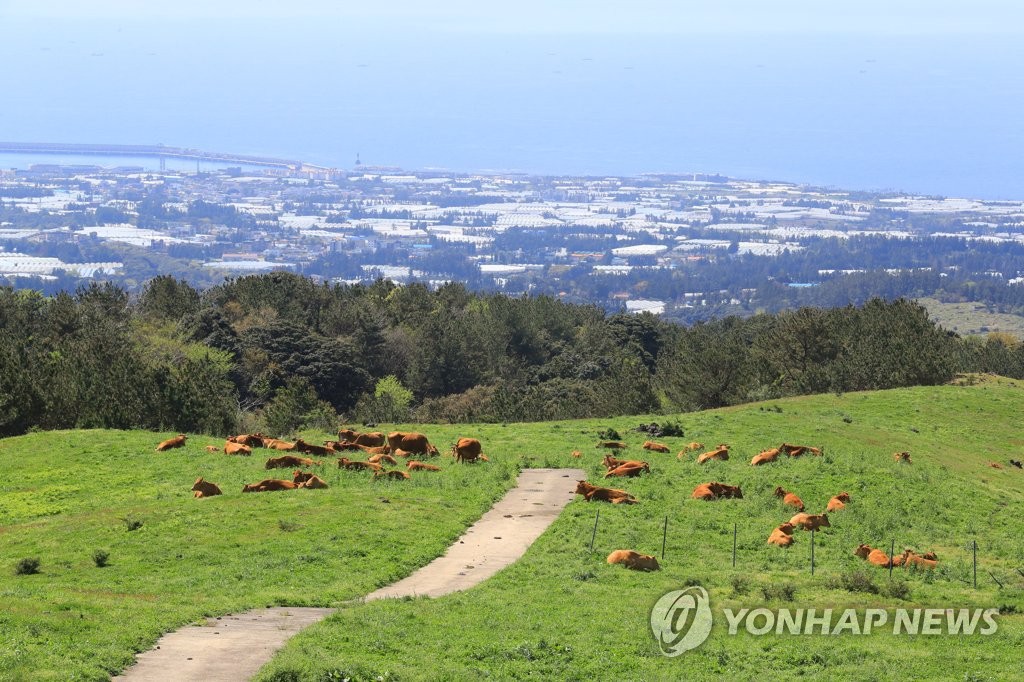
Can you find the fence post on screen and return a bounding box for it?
[973,540,977,588]
[889,539,895,579]
[661,516,668,560]
[810,529,815,575]
[732,523,737,568]
[589,509,600,553]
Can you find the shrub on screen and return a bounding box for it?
[278,519,301,533]
[730,574,750,595]
[834,570,879,594]
[14,557,41,575]
[882,578,911,600]
[760,582,797,602]
[92,549,110,568]
[597,428,621,441]
[122,516,143,532]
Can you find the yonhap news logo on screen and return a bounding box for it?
[650,585,999,656]
[649,586,714,656]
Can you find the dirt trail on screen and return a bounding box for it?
[114,467,584,682]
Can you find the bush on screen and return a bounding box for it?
[92,549,110,568]
[882,578,911,600]
[827,570,879,594]
[597,428,621,441]
[122,516,143,532]
[730,574,750,595]
[14,557,41,575]
[760,582,797,602]
[261,378,337,436]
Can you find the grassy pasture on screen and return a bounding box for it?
[257,377,1024,681]
[2,378,1024,680]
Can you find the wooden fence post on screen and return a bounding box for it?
[661,516,668,560]
[589,509,600,553]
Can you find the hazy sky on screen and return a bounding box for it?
[6,1,1023,35]
[3,1,1023,196]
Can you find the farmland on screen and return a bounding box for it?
[2,377,1024,680]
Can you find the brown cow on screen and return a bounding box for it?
[265,455,319,469]
[241,479,300,493]
[854,544,892,568]
[789,513,830,531]
[407,460,442,472]
[603,455,649,472]
[607,550,661,571]
[896,549,938,569]
[604,462,650,478]
[374,469,411,481]
[826,492,851,512]
[751,448,781,466]
[228,433,265,447]
[685,442,705,452]
[264,439,296,451]
[298,475,329,489]
[596,441,629,449]
[987,461,1004,470]
[156,434,187,451]
[224,442,252,457]
[293,439,333,457]
[697,446,729,464]
[767,522,796,547]
[773,486,805,511]
[337,428,359,443]
[368,453,398,465]
[352,432,387,447]
[574,480,637,504]
[204,445,220,453]
[691,482,742,500]
[780,443,823,457]
[337,457,382,472]
[292,470,316,484]
[893,451,912,464]
[642,441,670,453]
[388,432,436,457]
[191,477,222,498]
[452,437,488,463]
[572,449,582,458]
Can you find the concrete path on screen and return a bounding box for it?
[114,467,584,682]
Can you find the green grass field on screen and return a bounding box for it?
[2,377,1024,680]
[917,297,1024,338]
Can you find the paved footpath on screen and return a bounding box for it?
[114,467,585,682]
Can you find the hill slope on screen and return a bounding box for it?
[258,377,1024,681]
[1,378,1023,680]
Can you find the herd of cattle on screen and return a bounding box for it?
[579,439,948,573]
[154,430,488,498]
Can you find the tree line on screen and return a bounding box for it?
[1,273,1021,438]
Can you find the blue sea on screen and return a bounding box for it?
[2,17,1022,199]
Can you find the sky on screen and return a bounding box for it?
[6,0,1023,34]
[2,1,1023,197]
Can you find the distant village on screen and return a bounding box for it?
[3,160,1024,322]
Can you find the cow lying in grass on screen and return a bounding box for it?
[604,461,650,477]
[224,442,252,456]
[607,549,660,571]
[408,460,441,472]
[368,453,398,465]
[789,512,829,531]
[751,447,781,466]
[374,469,411,481]
[697,446,729,464]
[893,451,912,463]
[826,492,851,512]
[291,471,329,488]
[854,544,892,568]
[767,522,796,547]
[191,477,222,498]
[773,487,805,511]
[228,433,265,448]
[241,479,300,493]
[263,439,296,451]
[780,443,822,457]
[266,455,320,469]
[893,549,938,568]
[642,441,670,453]
[156,434,187,451]
[575,480,637,504]
[691,482,743,500]
[337,457,382,472]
